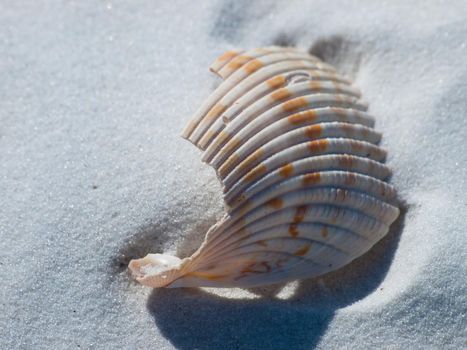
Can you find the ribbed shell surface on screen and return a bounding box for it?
[129,46,400,289]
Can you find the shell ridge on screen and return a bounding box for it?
[224,155,392,204]
[200,231,354,264]
[224,196,394,239]
[209,49,245,77]
[203,106,376,165]
[199,203,388,261]
[199,219,378,267]
[198,79,361,150]
[189,59,337,146]
[221,123,382,187]
[218,51,326,79]
[226,186,399,226]
[217,47,317,79]
[211,96,368,170]
[229,170,396,222]
[191,250,319,288]
[224,138,388,189]
[198,65,354,157]
[222,113,379,176]
[189,58,335,145]
[201,236,349,269]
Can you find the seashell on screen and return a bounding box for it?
[129,46,400,288]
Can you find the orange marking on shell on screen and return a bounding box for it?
[240,263,253,274]
[210,130,230,152]
[218,130,230,141]
[279,163,294,177]
[289,224,299,237]
[288,110,317,125]
[224,136,242,154]
[206,103,227,121]
[266,75,287,89]
[218,138,243,174]
[294,244,311,256]
[309,80,322,90]
[227,55,252,70]
[294,205,307,223]
[303,172,321,185]
[267,197,283,209]
[344,173,357,185]
[219,153,240,178]
[331,107,348,120]
[257,240,268,247]
[321,226,329,238]
[217,50,239,62]
[271,88,292,101]
[282,97,308,112]
[244,59,263,74]
[241,261,271,274]
[308,139,328,153]
[244,164,267,182]
[289,205,306,237]
[239,148,264,171]
[305,124,322,139]
[338,155,354,168]
[202,129,216,144]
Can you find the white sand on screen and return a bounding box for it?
[1,1,466,349]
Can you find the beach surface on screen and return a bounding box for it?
[1,1,466,349]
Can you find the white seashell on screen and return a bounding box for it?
[129,47,400,288]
